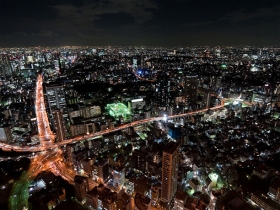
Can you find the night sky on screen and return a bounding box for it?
[0,0,279,47]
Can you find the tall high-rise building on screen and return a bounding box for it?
[52,109,66,142]
[0,54,13,76]
[132,149,147,172]
[92,138,101,155]
[154,73,171,108]
[205,92,211,109]
[66,145,74,163]
[70,123,86,137]
[161,141,181,203]
[92,159,110,184]
[74,175,89,202]
[45,84,66,113]
[112,167,125,191]
[184,75,198,108]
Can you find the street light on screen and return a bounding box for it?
[163,114,167,121]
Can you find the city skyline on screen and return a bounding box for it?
[0,45,280,209]
[0,0,279,47]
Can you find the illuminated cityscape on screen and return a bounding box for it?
[0,1,280,210]
[0,46,279,210]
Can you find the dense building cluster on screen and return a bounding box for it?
[1,46,280,210]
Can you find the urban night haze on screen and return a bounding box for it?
[0,0,280,47]
[0,1,280,210]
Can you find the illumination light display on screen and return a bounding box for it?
[106,103,131,118]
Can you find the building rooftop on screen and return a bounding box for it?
[252,191,280,210]
[163,141,181,154]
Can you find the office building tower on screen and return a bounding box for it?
[161,141,181,203]
[80,159,94,177]
[74,175,89,202]
[92,138,101,155]
[112,167,126,191]
[184,75,198,108]
[133,58,138,68]
[52,109,66,142]
[80,106,101,119]
[66,145,74,163]
[1,54,13,75]
[53,59,61,72]
[92,159,110,184]
[70,123,86,137]
[132,149,147,172]
[45,84,66,114]
[154,74,171,108]
[205,92,211,109]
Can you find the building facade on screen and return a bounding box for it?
[184,75,198,109]
[161,141,181,203]
[52,109,66,142]
[45,84,66,113]
[74,175,89,202]
[154,74,171,108]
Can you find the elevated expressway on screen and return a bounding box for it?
[0,74,228,153]
[0,105,224,153]
[9,149,63,210]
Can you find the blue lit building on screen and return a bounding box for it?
[168,126,182,139]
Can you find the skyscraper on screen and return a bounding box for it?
[52,109,66,142]
[184,75,198,109]
[0,54,13,76]
[92,159,110,184]
[154,73,171,108]
[161,141,181,203]
[132,149,147,172]
[112,167,125,191]
[74,175,89,202]
[45,84,66,114]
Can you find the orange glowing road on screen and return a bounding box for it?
[35,74,55,144]
[9,149,63,210]
[0,105,225,153]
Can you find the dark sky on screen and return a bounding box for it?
[0,0,279,47]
